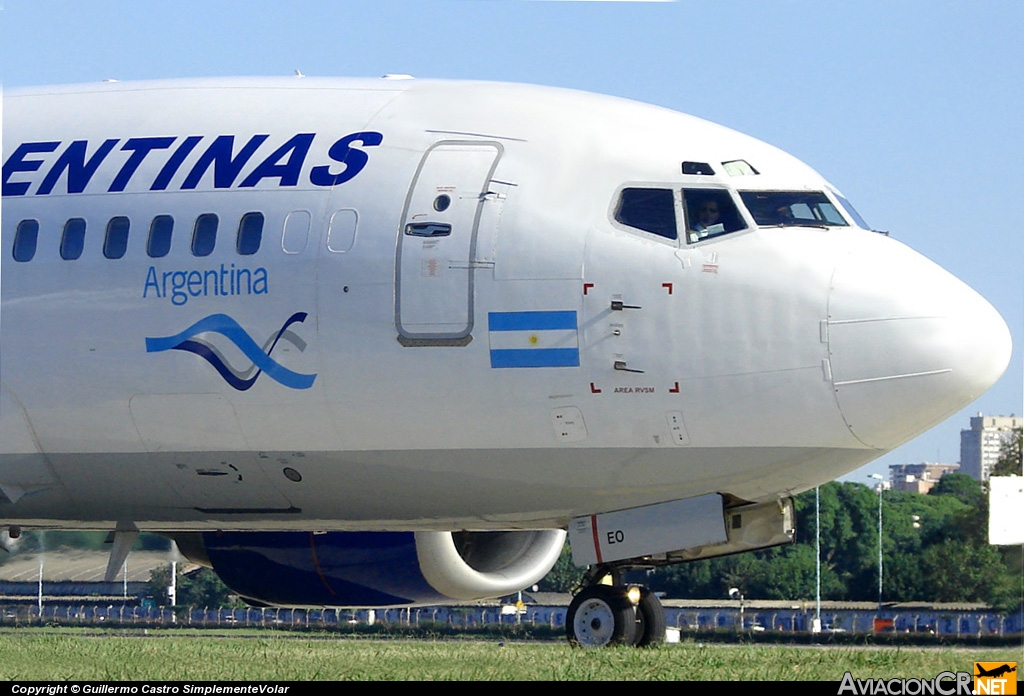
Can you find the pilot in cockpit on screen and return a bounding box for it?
[773,203,795,225]
[689,196,725,241]
[695,201,720,231]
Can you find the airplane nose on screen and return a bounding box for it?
[826,237,1011,449]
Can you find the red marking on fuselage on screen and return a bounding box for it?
[590,515,603,564]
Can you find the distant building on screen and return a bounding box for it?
[0,550,171,605]
[960,414,1022,482]
[888,463,959,494]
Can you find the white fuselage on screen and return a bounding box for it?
[0,78,1011,532]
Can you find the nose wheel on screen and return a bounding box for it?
[566,585,636,647]
[634,587,666,647]
[566,584,666,647]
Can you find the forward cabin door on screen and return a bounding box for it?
[396,141,502,344]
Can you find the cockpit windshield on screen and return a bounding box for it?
[739,191,848,227]
[612,186,859,246]
[834,194,870,229]
[682,188,747,243]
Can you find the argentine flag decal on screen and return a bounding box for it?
[488,311,580,368]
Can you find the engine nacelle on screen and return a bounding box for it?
[171,529,565,607]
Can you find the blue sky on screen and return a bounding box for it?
[3,1,1021,482]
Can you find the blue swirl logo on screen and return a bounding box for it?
[145,313,317,391]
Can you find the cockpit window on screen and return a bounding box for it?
[615,188,677,240]
[682,188,747,243]
[722,160,759,176]
[739,191,849,227]
[835,194,870,229]
[682,161,715,176]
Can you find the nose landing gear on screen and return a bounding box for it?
[565,575,666,648]
[566,585,636,647]
[633,587,667,647]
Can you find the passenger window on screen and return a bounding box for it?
[615,188,677,240]
[327,209,358,253]
[12,219,39,262]
[103,216,130,259]
[61,218,87,260]
[282,210,311,254]
[236,212,264,255]
[683,189,747,243]
[148,215,174,258]
[192,213,218,257]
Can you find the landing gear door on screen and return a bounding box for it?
[396,141,502,344]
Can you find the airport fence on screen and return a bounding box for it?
[0,601,1020,640]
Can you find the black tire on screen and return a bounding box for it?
[566,585,637,647]
[633,588,666,647]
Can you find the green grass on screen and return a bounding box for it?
[0,630,1020,680]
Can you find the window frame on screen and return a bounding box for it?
[738,190,851,228]
[191,213,219,257]
[609,185,683,244]
[103,216,131,260]
[681,186,750,245]
[147,215,174,258]
[12,219,40,262]
[60,217,87,260]
[236,211,264,256]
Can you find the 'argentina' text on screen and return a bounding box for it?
[144,264,268,306]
